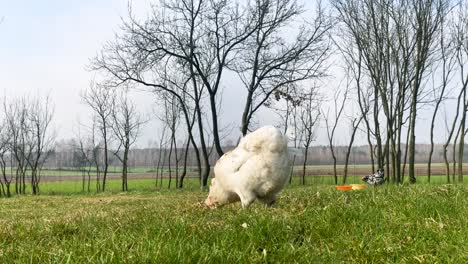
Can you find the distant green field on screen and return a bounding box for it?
[39,178,202,195]
[5,163,457,178]
[0,184,466,263]
[9,174,457,196]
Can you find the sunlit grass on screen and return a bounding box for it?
[32,173,454,196]
[0,184,466,263]
[34,178,201,195]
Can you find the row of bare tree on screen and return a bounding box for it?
[90,0,331,189]
[0,95,54,197]
[74,84,145,192]
[328,0,468,184]
[85,0,468,187]
[3,0,465,196]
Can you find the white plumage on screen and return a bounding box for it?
[205,126,290,208]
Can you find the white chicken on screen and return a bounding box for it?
[205,126,291,208]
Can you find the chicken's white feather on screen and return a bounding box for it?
[205,126,291,208]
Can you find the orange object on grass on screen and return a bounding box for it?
[336,185,353,191]
[350,184,367,190]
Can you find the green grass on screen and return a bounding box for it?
[0,183,466,263]
[7,163,455,177]
[27,173,452,196]
[39,178,202,195]
[6,173,455,197]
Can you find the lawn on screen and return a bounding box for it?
[0,183,466,263]
[14,163,456,178]
[35,173,452,195]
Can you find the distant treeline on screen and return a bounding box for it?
[45,143,468,169]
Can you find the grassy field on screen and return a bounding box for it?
[24,163,459,178]
[39,179,202,195]
[0,183,467,263]
[34,173,453,195]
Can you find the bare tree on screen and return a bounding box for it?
[27,95,55,195]
[324,86,348,185]
[111,91,145,192]
[155,127,167,189]
[157,62,203,184]
[0,124,12,197]
[5,98,32,195]
[91,5,211,188]
[91,0,330,189]
[453,1,468,183]
[407,0,448,184]
[428,14,456,182]
[73,135,93,192]
[234,0,331,135]
[82,83,114,191]
[179,109,197,188]
[86,117,103,191]
[2,95,55,195]
[333,0,449,184]
[154,93,185,189]
[343,115,363,184]
[442,1,468,183]
[338,42,376,173]
[443,100,462,183]
[92,0,257,159]
[298,87,321,185]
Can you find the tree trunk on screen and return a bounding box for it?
[457,126,465,183]
[122,144,129,192]
[102,129,109,191]
[289,155,296,184]
[22,170,26,195]
[191,75,211,190]
[458,88,467,183]
[452,137,458,183]
[428,119,436,183]
[179,137,191,189]
[332,152,338,185]
[82,169,86,192]
[155,144,163,188]
[87,170,91,192]
[373,88,384,170]
[173,133,179,189]
[408,96,417,184]
[168,134,173,189]
[301,146,309,185]
[15,167,19,195]
[160,148,167,187]
[385,133,391,184]
[343,118,362,184]
[186,112,201,181]
[240,90,254,136]
[209,94,224,157]
[442,88,464,183]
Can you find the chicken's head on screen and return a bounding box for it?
[205,178,237,208]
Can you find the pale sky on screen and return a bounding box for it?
[0,0,157,146]
[0,0,280,148]
[0,1,456,148]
